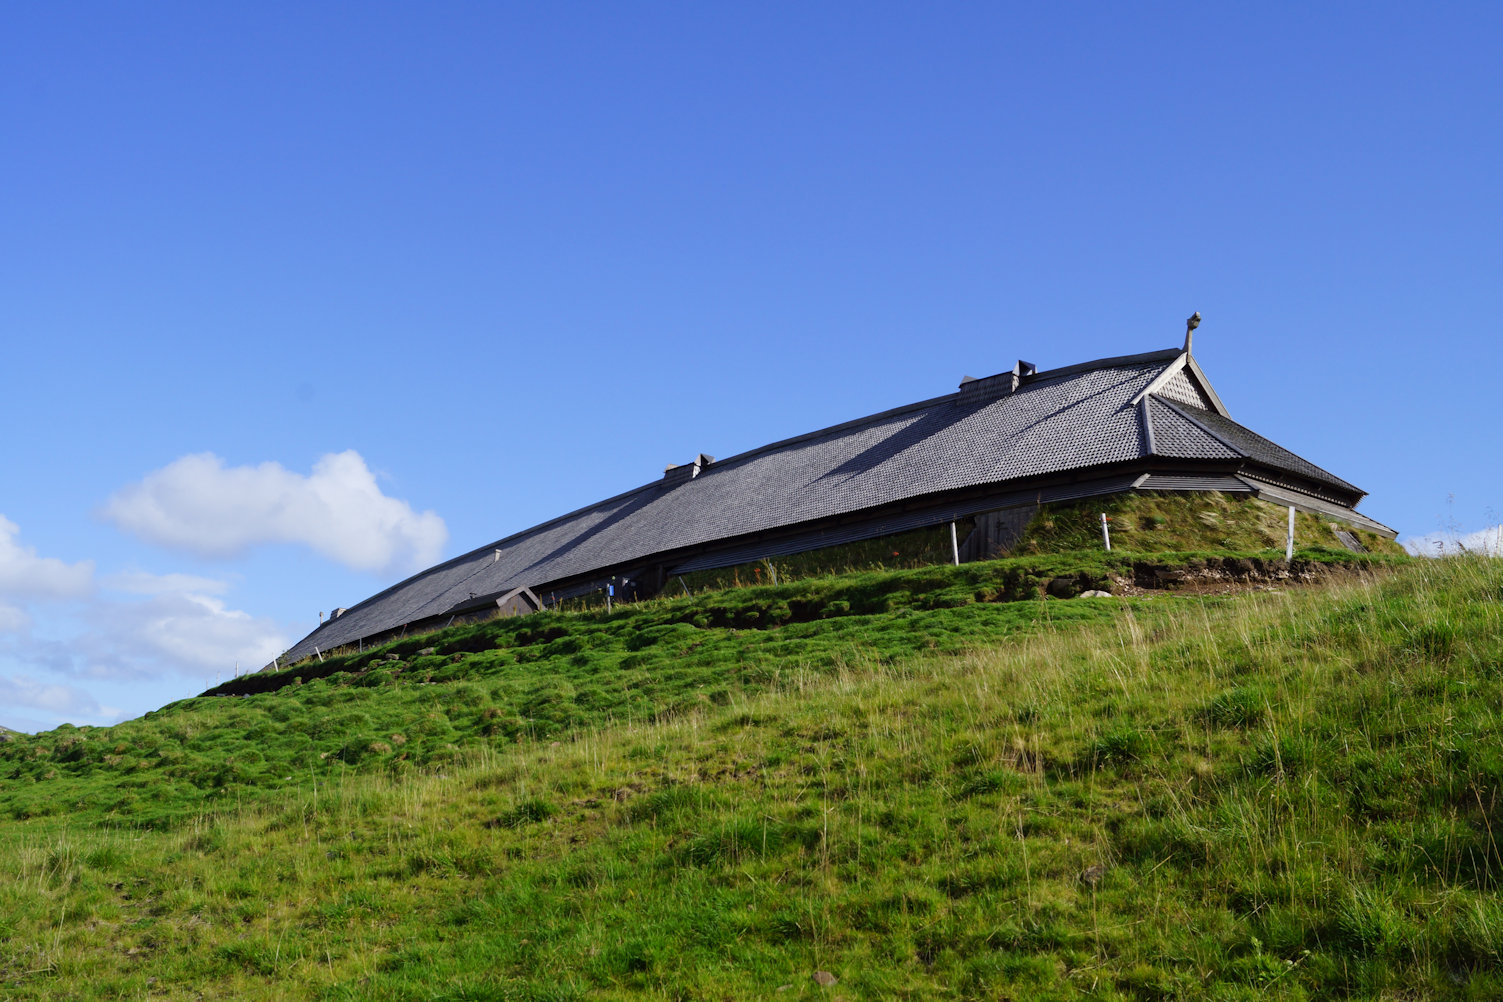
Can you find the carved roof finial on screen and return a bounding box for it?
[1184,311,1202,354]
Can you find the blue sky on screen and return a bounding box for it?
[2,3,1499,731]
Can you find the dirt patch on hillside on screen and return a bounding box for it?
[1108,556,1383,598]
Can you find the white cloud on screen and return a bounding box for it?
[101,450,448,575]
[2,592,288,696]
[28,587,290,684]
[1401,524,1503,557]
[0,674,113,721]
[0,515,94,598]
[0,516,291,725]
[115,591,287,675]
[0,603,31,634]
[102,570,231,596]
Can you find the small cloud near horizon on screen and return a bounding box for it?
[101,450,448,576]
[0,673,117,724]
[0,515,291,728]
[1400,524,1503,557]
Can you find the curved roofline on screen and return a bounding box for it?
[693,347,1186,475]
[285,342,1379,664]
[299,347,1190,637]
[1030,347,1182,384]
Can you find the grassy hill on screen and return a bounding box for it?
[2,548,1499,1000]
[1,548,1391,829]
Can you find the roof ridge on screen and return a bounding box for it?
[697,347,1184,475]
[1030,347,1182,383]
[332,347,1190,620]
[284,349,1229,654]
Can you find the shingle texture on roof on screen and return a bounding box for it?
[1156,369,1215,410]
[1155,399,1359,494]
[279,348,1372,662]
[1146,397,1239,460]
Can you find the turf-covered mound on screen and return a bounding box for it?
[1013,492,1402,555]
[0,549,1394,829]
[0,555,1498,999]
[657,494,1400,595]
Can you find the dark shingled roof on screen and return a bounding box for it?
[1156,398,1361,495]
[278,347,1380,663]
[1146,397,1240,461]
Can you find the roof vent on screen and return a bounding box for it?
[958,360,1037,401]
[663,453,715,483]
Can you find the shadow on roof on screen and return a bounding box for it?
[511,485,667,578]
[815,397,989,487]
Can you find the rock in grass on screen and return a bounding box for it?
[813,970,838,986]
[1078,589,1112,598]
[1046,576,1077,597]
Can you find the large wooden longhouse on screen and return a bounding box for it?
[279,343,1393,663]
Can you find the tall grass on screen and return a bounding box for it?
[0,555,1495,999]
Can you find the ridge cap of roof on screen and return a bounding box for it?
[697,347,1183,475]
[690,394,956,474]
[1027,347,1182,384]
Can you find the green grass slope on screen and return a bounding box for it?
[1013,493,1403,557]
[1,549,1391,829]
[3,552,1499,1001]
